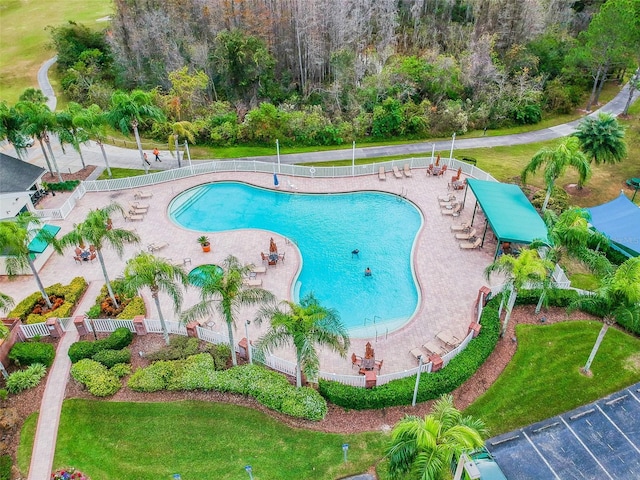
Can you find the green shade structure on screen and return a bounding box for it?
[587,192,640,257]
[27,224,61,254]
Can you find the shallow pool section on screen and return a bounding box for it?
[170,182,422,336]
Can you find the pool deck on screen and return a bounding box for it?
[0,169,496,375]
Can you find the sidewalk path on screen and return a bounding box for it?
[27,281,102,480]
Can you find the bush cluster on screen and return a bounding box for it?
[86,281,146,319]
[6,364,47,394]
[128,354,327,420]
[8,341,55,367]
[43,180,81,191]
[145,336,200,361]
[0,455,11,480]
[70,359,122,397]
[68,327,134,363]
[7,277,87,324]
[318,299,501,409]
[92,348,131,368]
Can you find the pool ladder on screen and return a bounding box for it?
[363,316,387,342]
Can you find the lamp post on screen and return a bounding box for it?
[245,320,253,364]
[412,355,423,407]
[352,141,355,177]
[276,139,281,173]
[449,132,456,164]
[244,465,254,480]
[342,443,349,463]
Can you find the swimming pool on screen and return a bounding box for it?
[169,182,423,336]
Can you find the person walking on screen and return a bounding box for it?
[143,152,150,166]
[153,147,161,162]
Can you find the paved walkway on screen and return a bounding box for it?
[27,281,101,480]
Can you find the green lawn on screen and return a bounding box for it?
[464,321,640,436]
[0,0,112,103]
[20,400,387,480]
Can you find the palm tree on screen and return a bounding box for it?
[387,394,488,480]
[105,90,165,174]
[72,104,112,177]
[521,137,591,211]
[573,113,627,165]
[0,292,14,339]
[569,257,640,375]
[167,121,197,168]
[16,100,62,182]
[54,203,140,309]
[484,248,553,337]
[181,255,275,366]
[57,102,91,169]
[0,101,30,159]
[0,213,54,309]
[121,252,188,344]
[255,292,350,387]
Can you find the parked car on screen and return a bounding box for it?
[11,134,35,148]
[467,448,508,480]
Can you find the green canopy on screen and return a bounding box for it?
[466,179,549,248]
[27,224,61,254]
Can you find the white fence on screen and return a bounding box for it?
[19,322,52,339]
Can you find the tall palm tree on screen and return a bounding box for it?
[0,213,54,309]
[387,394,488,480]
[255,292,350,387]
[484,248,553,337]
[121,252,188,344]
[57,102,91,169]
[521,137,591,211]
[72,104,112,177]
[573,113,627,165]
[167,120,197,168]
[54,203,140,308]
[0,101,30,160]
[569,257,640,374]
[181,255,275,366]
[105,90,165,174]
[16,100,62,182]
[0,292,14,339]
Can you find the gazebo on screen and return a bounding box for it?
[587,192,640,257]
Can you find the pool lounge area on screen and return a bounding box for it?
[0,165,493,376]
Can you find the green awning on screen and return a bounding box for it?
[466,179,549,246]
[27,224,61,254]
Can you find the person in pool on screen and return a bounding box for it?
[364,267,372,276]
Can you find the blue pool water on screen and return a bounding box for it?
[169,182,422,336]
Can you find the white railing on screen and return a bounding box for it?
[20,322,51,339]
[32,182,87,220]
[59,317,73,332]
[441,331,474,367]
[376,361,434,386]
[262,353,298,377]
[196,326,229,345]
[552,263,571,288]
[318,371,367,387]
[88,318,135,333]
[144,319,187,336]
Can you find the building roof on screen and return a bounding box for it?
[466,179,549,246]
[587,192,640,257]
[0,152,46,193]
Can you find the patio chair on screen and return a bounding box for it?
[455,228,477,240]
[427,164,434,176]
[242,278,263,287]
[88,252,97,263]
[410,347,425,361]
[123,211,144,222]
[437,164,448,177]
[73,255,83,264]
[459,238,482,249]
[438,193,456,202]
[129,206,147,215]
[403,164,413,177]
[392,166,403,179]
[250,266,267,275]
[134,190,153,199]
[378,166,387,180]
[351,353,363,368]
[441,203,461,216]
[423,339,448,356]
[148,242,169,252]
[450,221,471,232]
[129,201,149,211]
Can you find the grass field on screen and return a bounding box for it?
[0,0,112,103]
[18,400,387,480]
[464,321,640,436]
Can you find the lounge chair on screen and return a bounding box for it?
[455,228,477,240]
[438,193,456,202]
[378,167,387,180]
[410,348,426,361]
[441,203,461,216]
[242,278,263,287]
[134,190,153,199]
[450,221,471,232]
[459,238,482,249]
[130,201,149,211]
[250,266,267,275]
[403,164,413,177]
[129,206,147,215]
[423,339,448,356]
[439,199,457,207]
[148,242,169,252]
[392,166,403,179]
[123,211,144,221]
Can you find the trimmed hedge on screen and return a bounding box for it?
[43,180,80,191]
[8,341,55,367]
[86,281,146,320]
[92,348,131,368]
[7,277,87,324]
[145,336,200,361]
[6,364,47,394]
[117,296,146,319]
[318,299,501,409]
[68,327,134,363]
[128,355,327,421]
[70,359,122,397]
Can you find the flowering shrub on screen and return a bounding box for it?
[51,467,90,479]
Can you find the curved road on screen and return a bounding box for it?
[25,58,640,173]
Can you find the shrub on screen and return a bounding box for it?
[110,363,132,378]
[92,348,131,368]
[6,364,47,394]
[167,353,217,390]
[68,327,133,363]
[0,389,7,402]
[51,467,90,480]
[128,360,178,392]
[70,359,121,397]
[117,296,146,319]
[68,341,98,363]
[71,359,106,384]
[8,341,55,367]
[318,298,501,409]
[0,455,11,480]
[43,179,80,191]
[145,336,200,361]
[102,327,134,350]
[206,343,231,370]
[7,277,87,322]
